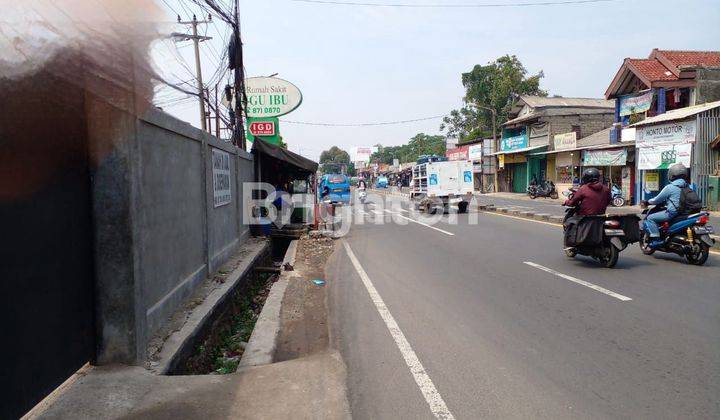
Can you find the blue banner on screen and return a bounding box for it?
[500,130,528,152]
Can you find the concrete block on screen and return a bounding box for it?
[549,215,564,224]
[509,209,521,216]
[534,213,551,220]
[497,207,509,213]
[519,211,534,217]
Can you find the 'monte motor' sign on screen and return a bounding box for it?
[245,77,302,118]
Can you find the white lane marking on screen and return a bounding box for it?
[524,261,632,301]
[384,210,454,236]
[343,242,455,420]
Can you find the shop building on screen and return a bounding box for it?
[629,101,720,206]
[605,49,720,203]
[494,96,615,193]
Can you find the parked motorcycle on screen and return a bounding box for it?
[611,184,625,207]
[529,180,558,199]
[639,205,715,265]
[562,189,639,268]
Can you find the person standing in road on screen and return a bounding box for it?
[563,167,611,215]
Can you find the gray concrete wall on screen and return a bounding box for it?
[696,68,720,104]
[91,104,253,364]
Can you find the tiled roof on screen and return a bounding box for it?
[627,59,676,82]
[657,50,720,68]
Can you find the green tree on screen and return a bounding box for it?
[441,55,547,143]
[370,133,446,164]
[319,146,351,174]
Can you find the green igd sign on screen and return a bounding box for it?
[245,77,303,118]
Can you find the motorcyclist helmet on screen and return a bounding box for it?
[668,163,689,182]
[581,167,601,184]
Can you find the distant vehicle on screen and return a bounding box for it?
[375,176,389,189]
[611,184,625,207]
[318,174,351,204]
[410,160,473,213]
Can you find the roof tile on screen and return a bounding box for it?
[627,59,677,82]
[657,50,720,68]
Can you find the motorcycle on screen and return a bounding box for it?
[639,205,715,265]
[529,180,558,199]
[611,184,625,207]
[562,189,639,268]
[357,188,367,204]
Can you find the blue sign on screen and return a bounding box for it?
[463,171,472,183]
[500,130,528,152]
[429,174,438,185]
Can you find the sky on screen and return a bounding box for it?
[155,0,720,162]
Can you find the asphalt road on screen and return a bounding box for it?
[327,197,720,419]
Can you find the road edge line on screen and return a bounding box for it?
[342,241,456,420]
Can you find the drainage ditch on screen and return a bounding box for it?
[170,235,293,375]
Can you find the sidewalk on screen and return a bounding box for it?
[34,237,350,420]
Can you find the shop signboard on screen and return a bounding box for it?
[582,148,627,166]
[500,131,528,152]
[619,90,654,117]
[446,145,469,161]
[498,154,505,169]
[553,132,577,151]
[644,171,660,191]
[638,143,692,170]
[636,120,696,147]
[468,144,483,161]
[246,117,280,145]
[351,146,378,164]
[212,149,231,208]
[245,77,303,118]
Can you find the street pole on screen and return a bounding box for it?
[178,15,213,132]
[215,83,220,139]
[476,104,499,193]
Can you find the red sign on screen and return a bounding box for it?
[249,121,275,136]
[446,145,469,161]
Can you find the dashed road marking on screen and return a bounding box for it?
[524,261,632,301]
[343,241,455,420]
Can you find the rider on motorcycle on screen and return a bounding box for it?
[563,168,611,215]
[641,163,688,238]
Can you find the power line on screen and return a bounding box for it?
[280,115,445,126]
[291,0,618,7]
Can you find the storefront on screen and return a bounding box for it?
[468,143,483,191]
[495,128,545,193]
[582,146,634,202]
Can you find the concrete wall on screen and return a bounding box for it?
[696,68,720,104]
[90,102,253,364]
[549,113,614,140]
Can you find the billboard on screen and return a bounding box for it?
[351,146,378,163]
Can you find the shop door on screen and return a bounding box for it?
[512,164,528,193]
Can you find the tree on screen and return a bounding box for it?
[370,133,446,164]
[319,146,351,174]
[441,55,547,143]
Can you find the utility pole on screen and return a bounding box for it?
[177,15,213,132]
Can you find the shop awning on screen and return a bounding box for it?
[252,138,319,175]
[489,145,545,156]
[528,142,635,156]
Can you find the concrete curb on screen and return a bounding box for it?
[154,240,269,375]
[239,240,299,368]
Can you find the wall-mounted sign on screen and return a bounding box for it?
[636,120,696,147]
[644,171,660,191]
[244,77,302,118]
[619,90,654,117]
[468,144,483,161]
[500,130,528,152]
[498,154,505,169]
[553,132,577,151]
[212,149,232,208]
[638,143,692,170]
[583,148,627,166]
